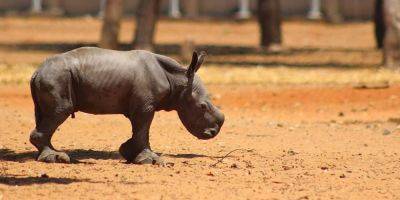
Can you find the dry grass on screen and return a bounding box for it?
[0,64,36,85]
[0,17,394,86]
[2,64,400,86]
[200,65,400,85]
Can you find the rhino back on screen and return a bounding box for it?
[64,47,170,114]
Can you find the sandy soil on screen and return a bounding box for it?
[0,17,379,66]
[1,84,400,200]
[0,17,400,200]
[0,17,374,48]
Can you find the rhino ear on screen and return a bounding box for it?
[187,51,198,79]
[186,51,206,83]
[187,51,206,77]
[194,51,206,72]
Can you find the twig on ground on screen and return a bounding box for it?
[210,148,251,167]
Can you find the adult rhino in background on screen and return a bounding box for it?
[29,47,225,164]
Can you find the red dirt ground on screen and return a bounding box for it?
[1,84,400,199]
[0,17,400,200]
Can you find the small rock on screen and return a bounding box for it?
[165,162,175,168]
[339,174,346,178]
[287,149,298,156]
[353,81,389,89]
[383,129,391,136]
[320,166,329,171]
[206,172,214,176]
[40,173,49,178]
[182,160,189,165]
[211,93,222,100]
[338,112,345,117]
[230,163,239,169]
[388,117,400,124]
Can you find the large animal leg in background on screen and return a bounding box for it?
[119,111,163,164]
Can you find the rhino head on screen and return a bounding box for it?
[176,52,225,140]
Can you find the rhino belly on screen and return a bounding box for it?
[75,81,132,115]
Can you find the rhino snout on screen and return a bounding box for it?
[200,116,224,140]
[202,128,218,139]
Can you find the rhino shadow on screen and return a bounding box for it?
[0,175,92,186]
[0,148,213,163]
[0,148,121,163]
[163,153,210,159]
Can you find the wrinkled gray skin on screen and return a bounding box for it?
[29,47,224,164]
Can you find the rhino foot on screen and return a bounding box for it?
[37,149,70,163]
[134,149,164,165]
[119,140,163,165]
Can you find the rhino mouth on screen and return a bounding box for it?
[196,128,219,140]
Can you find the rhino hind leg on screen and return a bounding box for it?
[30,87,73,163]
[30,113,71,163]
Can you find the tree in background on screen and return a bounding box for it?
[47,0,64,15]
[323,0,343,24]
[30,0,42,13]
[183,0,199,19]
[383,0,400,69]
[133,0,161,50]
[99,0,123,49]
[257,0,282,49]
[375,0,385,49]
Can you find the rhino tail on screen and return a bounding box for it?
[68,69,76,119]
[30,71,41,128]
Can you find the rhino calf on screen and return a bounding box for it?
[29,47,224,164]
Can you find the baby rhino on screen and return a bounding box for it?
[29,47,224,164]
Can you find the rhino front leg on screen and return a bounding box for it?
[119,111,163,165]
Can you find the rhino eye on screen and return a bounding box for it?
[200,102,208,111]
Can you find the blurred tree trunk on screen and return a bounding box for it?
[133,0,161,51]
[323,0,342,23]
[375,0,385,49]
[99,0,123,49]
[31,0,42,13]
[47,0,64,15]
[383,0,400,69]
[183,0,199,19]
[257,0,282,49]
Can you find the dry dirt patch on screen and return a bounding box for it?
[1,85,400,199]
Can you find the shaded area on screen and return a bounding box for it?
[209,61,378,69]
[0,42,380,68]
[0,149,34,162]
[164,153,210,159]
[0,149,219,163]
[0,175,91,186]
[0,148,121,163]
[0,42,376,56]
[68,149,121,160]
[0,175,145,186]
